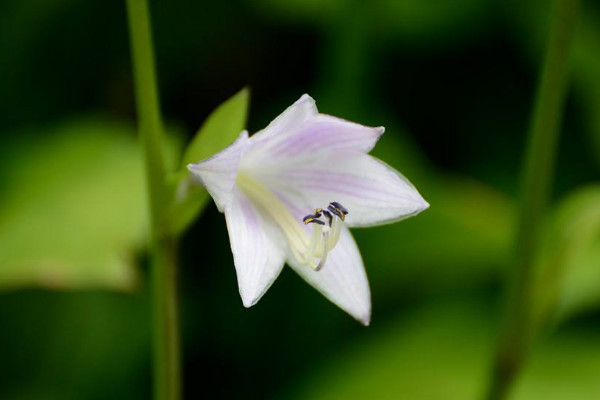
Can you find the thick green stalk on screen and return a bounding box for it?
[485,0,579,399]
[126,0,181,399]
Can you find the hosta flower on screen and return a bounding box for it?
[188,95,428,325]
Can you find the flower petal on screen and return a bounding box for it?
[242,95,383,169]
[250,94,318,143]
[225,187,287,307]
[253,152,429,228]
[287,226,371,325]
[187,130,249,212]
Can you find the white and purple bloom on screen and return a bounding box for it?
[188,95,428,325]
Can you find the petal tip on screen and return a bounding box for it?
[238,278,267,308]
[350,297,372,326]
[371,126,385,144]
[297,94,317,114]
[299,93,315,103]
[186,162,206,182]
[186,162,199,173]
[359,312,371,326]
[241,293,260,308]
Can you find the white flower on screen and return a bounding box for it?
[188,95,428,325]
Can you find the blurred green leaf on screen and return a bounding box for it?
[288,302,492,400]
[181,87,250,167]
[164,88,250,235]
[0,117,146,291]
[289,301,600,400]
[162,174,211,237]
[514,328,600,400]
[0,291,150,399]
[536,185,600,322]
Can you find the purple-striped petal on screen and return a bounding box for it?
[249,94,317,144]
[225,187,286,307]
[253,152,428,228]
[287,226,371,325]
[242,95,384,169]
[188,131,249,212]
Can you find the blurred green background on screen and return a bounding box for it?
[1,0,600,398]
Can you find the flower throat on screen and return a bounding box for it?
[236,172,347,271]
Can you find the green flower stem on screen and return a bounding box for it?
[486,0,580,399]
[126,0,168,215]
[150,235,181,400]
[126,0,181,399]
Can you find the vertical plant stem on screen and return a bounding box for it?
[126,0,181,399]
[150,234,181,400]
[125,0,167,213]
[486,0,579,399]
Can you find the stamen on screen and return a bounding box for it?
[306,222,324,266]
[302,201,347,271]
[329,202,348,215]
[322,210,333,227]
[328,202,348,222]
[315,250,328,271]
[305,218,325,225]
[324,215,338,249]
[314,226,330,271]
[303,212,323,224]
[327,204,344,220]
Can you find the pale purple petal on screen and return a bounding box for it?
[253,152,428,228]
[249,94,317,144]
[287,226,371,325]
[187,131,249,212]
[277,114,383,155]
[225,187,286,307]
[242,96,384,169]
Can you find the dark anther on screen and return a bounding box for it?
[303,213,326,225]
[303,212,321,223]
[327,204,344,219]
[304,202,348,225]
[329,202,348,215]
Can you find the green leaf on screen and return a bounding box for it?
[0,117,146,291]
[289,301,600,400]
[162,175,210,236]
[163,88,250,235]
[536,185,600,322]
[181,87,250,167]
